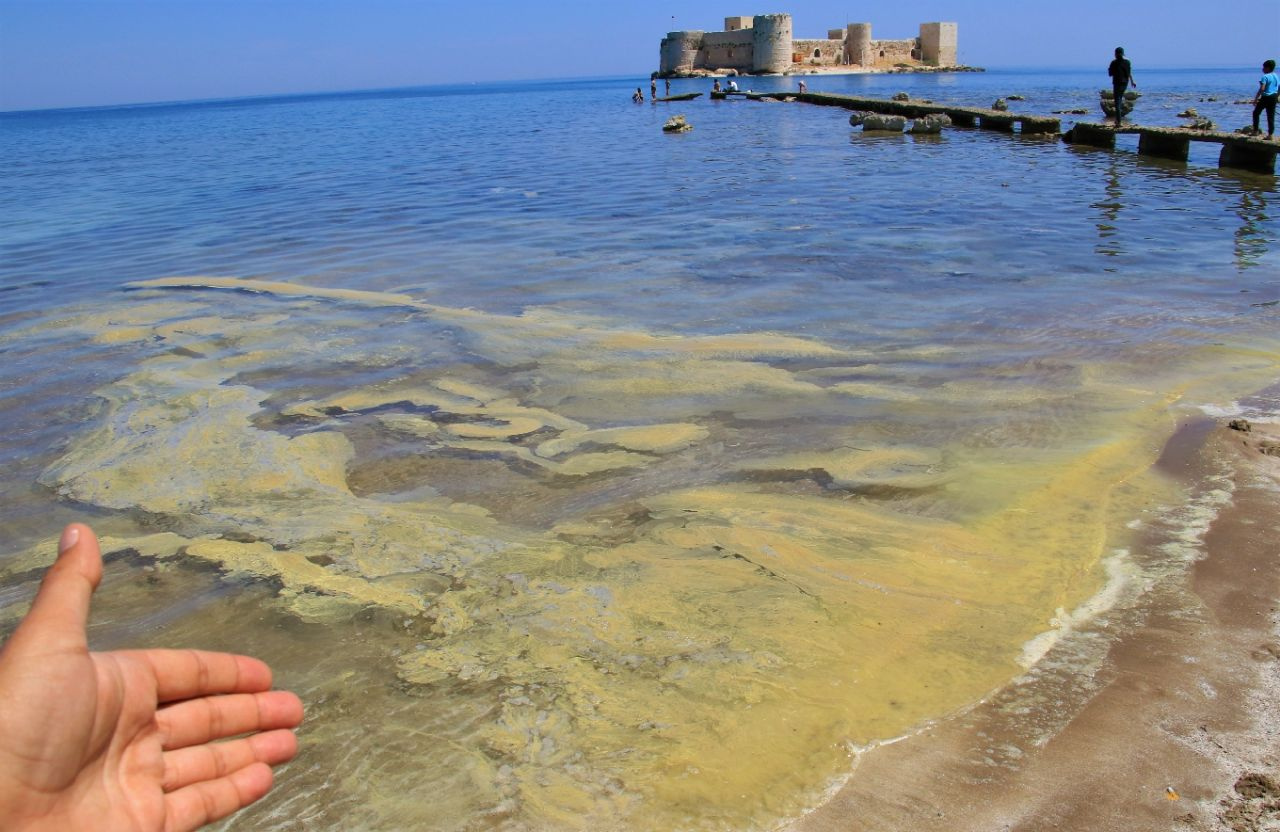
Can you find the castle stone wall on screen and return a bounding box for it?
[919,22,958,66]
[702,30,756,70]
[845,23,873,66]
[869,38,918,67]
[751,13,793,73]
[793,38,846,67]
[657,12,958,76]
[660,30,706,75]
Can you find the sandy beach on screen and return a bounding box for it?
[790,418,1280,832]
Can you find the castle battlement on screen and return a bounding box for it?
[659,14,957,77]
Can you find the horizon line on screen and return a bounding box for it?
[1,64,1258,116]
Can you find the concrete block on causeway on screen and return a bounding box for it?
[781,92,1058,135]
[1069,122,1278,173]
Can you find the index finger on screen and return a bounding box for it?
[123,648,275,703]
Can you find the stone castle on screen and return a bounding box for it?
[659,14,958,76]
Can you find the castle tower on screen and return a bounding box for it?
[660,30,705,75]
[751,13,793,73]
[845,23,872,67]
[919,22,958,67]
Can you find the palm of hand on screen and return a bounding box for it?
[0,525,302,832]
[0,648,167,830]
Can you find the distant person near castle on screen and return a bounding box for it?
[1252,59,1278,140]
[1107,47,1136,128]
[633,88,644,103]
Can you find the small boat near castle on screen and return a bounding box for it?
[656,92,704,102]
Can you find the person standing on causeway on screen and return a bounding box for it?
[1252,59,1278,140]
[1108,47,1136,128]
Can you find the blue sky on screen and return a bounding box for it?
[1,0,1277,110]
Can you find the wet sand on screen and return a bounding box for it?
[789,420,1280,832]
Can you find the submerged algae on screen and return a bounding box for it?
[26,277,1280,831]
[735,445,948,490]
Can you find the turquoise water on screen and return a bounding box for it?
[1,69,1278,830]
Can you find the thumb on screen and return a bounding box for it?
[9,524,103,655]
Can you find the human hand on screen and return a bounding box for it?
[0,524,304,831]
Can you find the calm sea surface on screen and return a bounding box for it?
[2,68,1278,831]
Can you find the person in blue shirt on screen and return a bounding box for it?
[1252,59,1278,140]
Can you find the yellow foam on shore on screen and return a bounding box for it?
[31,276,1277,830]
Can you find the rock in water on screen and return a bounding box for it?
[909,113,952,134]
[662,115,693,133]
[992,98,1009,111]
[862,114,907,132]
[1099,89,1140,118]
[892,91,910,101]
[848,111,871,126]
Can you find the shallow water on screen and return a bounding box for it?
[1,69,1278,831]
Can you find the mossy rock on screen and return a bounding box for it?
[662,115,693,133]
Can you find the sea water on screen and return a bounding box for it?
[1,68,1278,831]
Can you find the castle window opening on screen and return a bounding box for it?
[879,50,885,57]
[813,48,821,58]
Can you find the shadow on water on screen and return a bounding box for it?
[1069,137,1277,269]
[1230,177,1275,269]
[1093,156,1125,260]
